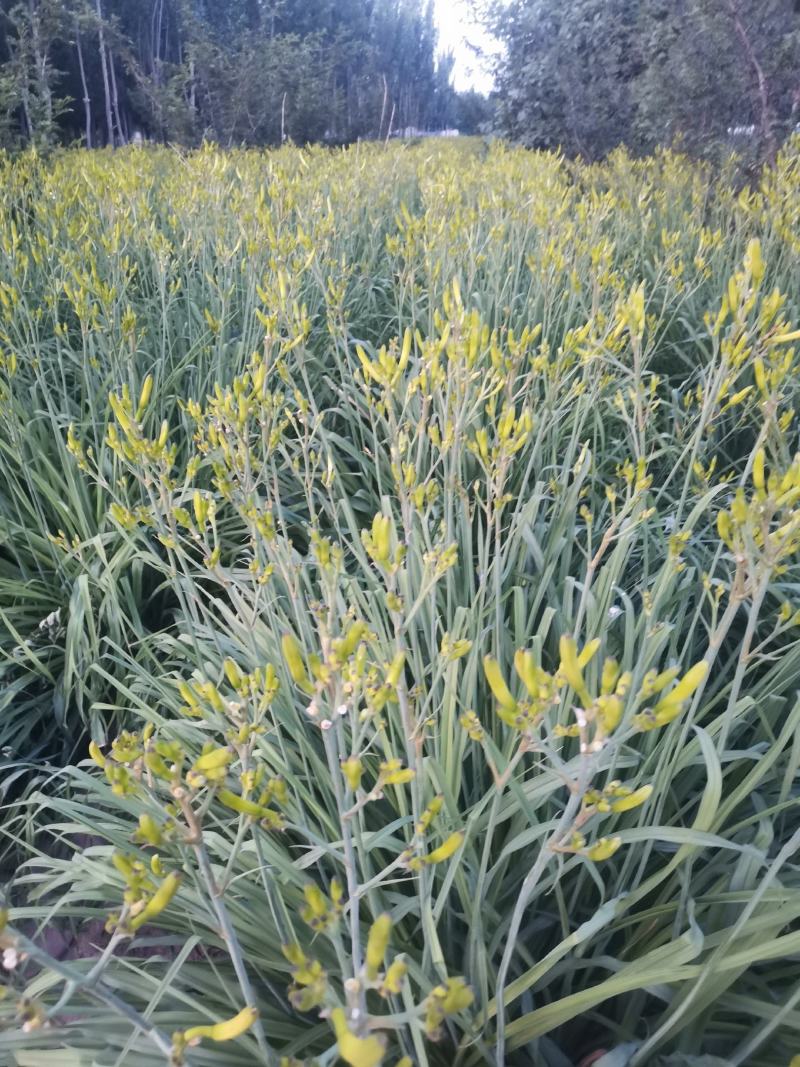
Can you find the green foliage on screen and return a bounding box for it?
[491,0,640,155]
[490,0,800,160]
[0,0,468,148]
[635,0,800,160]
[2,139,800,1065]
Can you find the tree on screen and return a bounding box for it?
[489,0,800,161]
[454,87,492,134]
[0,0,67,146]
[489,0,641,158]
[0,0,461,148]
[636,0,800,160]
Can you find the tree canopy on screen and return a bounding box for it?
[0,0,480,148]
[489,0,800,161]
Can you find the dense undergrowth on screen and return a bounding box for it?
[0,139,800,1065]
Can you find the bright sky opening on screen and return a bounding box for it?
[435,0,497,95]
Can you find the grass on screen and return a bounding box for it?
[0,137,799,1066]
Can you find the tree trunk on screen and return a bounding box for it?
[75,21,92,148]
[724,0,777,162]
[95,0,115,146]
[20,84,33,142]
[385,101,395,145]
[29,0,53,131]
[152,0,165,85]
[109,49,126,144]
[379,73,388,141]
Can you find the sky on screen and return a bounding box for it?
[435,0,498,95]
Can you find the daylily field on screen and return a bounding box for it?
[1,139,800,1066]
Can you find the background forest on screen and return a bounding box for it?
[2,0,800,161]
[0,0,483,148]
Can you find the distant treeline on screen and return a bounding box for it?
[0,0,491,149]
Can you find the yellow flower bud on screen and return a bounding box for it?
[731,489,748,525]
[111,851,135,878]
[585,836,622,862]
[745,238,764,286]
[177,680,199,709]
[129,872,181,931]
[416,795,443,834]
[183,1005,258,1043]
[399,326,412,372]
[483,656,516,713]
[577,638,601,668]
[331,1009,386,1067]
[655,661,708,709]
[596,695,623,734]
[217,789,269,818]
[145,750,172,778]
[717,509,733,546]
[385,652,405,688]
[192,747,233,774]
[380,760,415,786]
[753,448,766,494]
[610,785,653,812]
[380,958,408,996]
[558,635,590,704]
[727,276,739,315]
[753,356,767,393]
[423,832,463,865]
[336,621,367,661]
[439,976,474,1015]
[223,658,242,689]
[651,667,680,694]
[770,329,800,345]
[88,740,106,768]
[600,658,620,695]
[365,913,392,979]
[342,757,363,791]
[109,392,132,434]
[513,649,539,696]
[193,490,208,526]
[371,513,392,564]
[281,633,313,694]
[135,813,164,846]
[134,373,151,418]
[198,681,225,712]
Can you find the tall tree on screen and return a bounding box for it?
[0,0,463,148]
[1,0,65,145]
[489,0,800,161]
[635,0,800,159]
[489,0,641,158]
